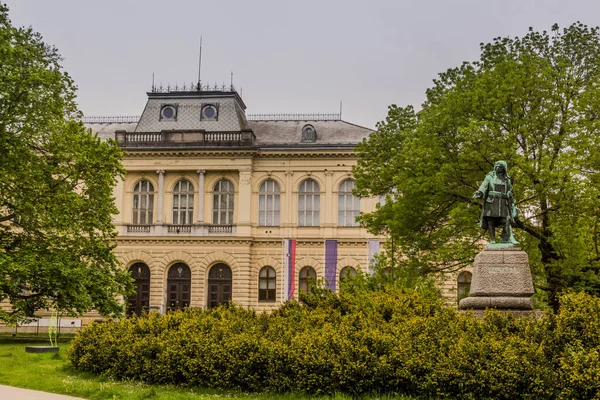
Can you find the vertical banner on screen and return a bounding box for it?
[324,240,338,292]
[288,240,296,300]
[282,240,289,300]
[367,240,381,275]
[282,239,297,300]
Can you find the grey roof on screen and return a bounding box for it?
[83,89,373,148]
[85,119,372,147]
[248,120,372,146]
[135,96,247,132]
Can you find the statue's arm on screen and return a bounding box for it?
[473,175,490,199]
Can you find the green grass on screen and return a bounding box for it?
[0,340,414,400]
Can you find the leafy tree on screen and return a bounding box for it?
[354,23,600,310]
[0,4,131,323]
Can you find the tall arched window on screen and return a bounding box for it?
[173,179,194,225]
[167,263,191,311]
[340,266,357,283]
[132,180,154,225]
[213,179,234,225]
[457,271,472,303]
[259,266,276,301]
[127,263,150,316]
[299,266,317,293]
[259,180,280,226]
[338,179,360,227]
[298,179,320,227]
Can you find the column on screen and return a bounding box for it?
[156,170,165,224]
[197,170,205,223]
[237,169,253,236]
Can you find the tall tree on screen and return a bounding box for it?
[0,4,131,323]
[354,23,600,310]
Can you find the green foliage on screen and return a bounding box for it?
[0,4,131,323]
[69,288,600,399]
[354,23,600,310]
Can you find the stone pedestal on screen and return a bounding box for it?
[459,247,534,311]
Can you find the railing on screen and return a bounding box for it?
[116,130,255,148]
[205,132,241,142]
[208,225,233,234]
[247,113,341,121]
[151,82,236,93]
[121,224,236,236]
[167,225,192,234]
[82,115,140,124]
[127,225,151,233]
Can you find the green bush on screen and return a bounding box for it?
[68,289,600,399]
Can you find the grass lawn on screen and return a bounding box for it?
[0,340,413,400]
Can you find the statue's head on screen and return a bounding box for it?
[494,160,508,175]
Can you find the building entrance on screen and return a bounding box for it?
[127,263,150,316]
[208,263,232,308]
[167,263,191,311]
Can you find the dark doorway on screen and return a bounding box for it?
[167,263,191,311]
[128,263,150,316]
[208,263,232,308]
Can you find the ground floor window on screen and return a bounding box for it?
[127,263,150,316]
[299,266,316,293]
[259,266,276,301]
[208,263,232,308]
[167,263,191,311]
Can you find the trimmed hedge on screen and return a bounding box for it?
[68,289,600,399]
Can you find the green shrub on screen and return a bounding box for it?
[68,289,600,398]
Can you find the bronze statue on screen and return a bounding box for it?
[473,161,519,245]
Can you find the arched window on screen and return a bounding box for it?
[259,180,280,226]
[298,179,320,227]
[340,266,357,283]
[338,179,360,227]
[173,179,194,225]
[127,263,150,316]
[259,266,276,301]
[457,271,472,303]
[132,180,154,225]
[213,179,234,225]
[167,263,191,311]
[301,124,317,142]
[208,263,233,308]
[299,266,317,293]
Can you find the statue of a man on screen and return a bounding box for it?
[473,161,518,244]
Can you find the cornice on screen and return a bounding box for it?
[113,236,374,246]
[122,147,357,159]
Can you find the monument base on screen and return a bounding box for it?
[460,296,533,309]
[459,247,535,314]
[460,309,544,319]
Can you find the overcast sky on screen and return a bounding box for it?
[7,0,600,129]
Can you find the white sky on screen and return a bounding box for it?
[7,0,600,129]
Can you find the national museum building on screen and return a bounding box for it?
[85,85,385,315]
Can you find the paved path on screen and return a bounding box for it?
[0,385,84,399]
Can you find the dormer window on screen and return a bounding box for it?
[201,104,219,121]
[160,104,177,121]
[302,124,317,142]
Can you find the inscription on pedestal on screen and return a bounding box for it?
[459,248,534,310]
[488,266,519,274]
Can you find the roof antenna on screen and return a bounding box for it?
[152,72,155,92]
[339,100,343,120]
[197,36,203,90]
[230,70,234,91]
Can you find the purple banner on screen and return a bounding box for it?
[324,240,338,292]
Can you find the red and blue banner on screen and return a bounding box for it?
[282,239,296,300]
[324,240,338,292]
